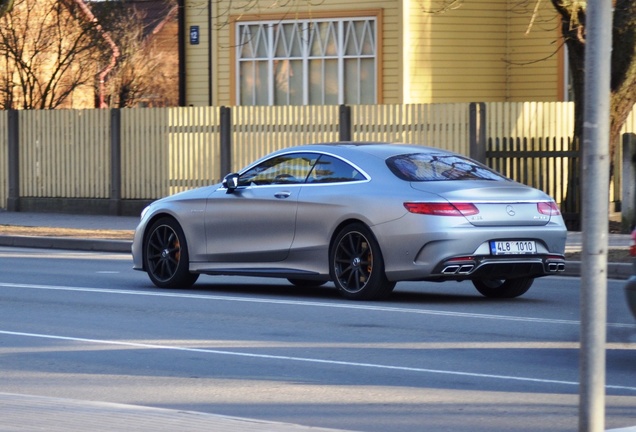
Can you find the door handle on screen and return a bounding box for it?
[274,191,291,199]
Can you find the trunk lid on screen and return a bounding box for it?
[410,181,555,226]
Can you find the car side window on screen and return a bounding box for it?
[307,155,366,183]
[238,153,319,187]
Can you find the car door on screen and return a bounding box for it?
[292,154,370,254]
[203,152,319,263]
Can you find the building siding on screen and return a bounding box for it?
[185,0,401,106]
[506,0,561,101]
[184,0,562,106]
[184,1,211,106]
[406,0,508,103]
[405,0,560,103]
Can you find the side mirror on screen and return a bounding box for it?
[222,173,240,193]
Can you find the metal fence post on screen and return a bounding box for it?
[220,106,232,177]
[109,109,122,215]
[339,104,352,142]
[7,110,19,212]
[469,102,487,164]
[622,133,636,232]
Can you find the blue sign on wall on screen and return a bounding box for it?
[190,26,200,45]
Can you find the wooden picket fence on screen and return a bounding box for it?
[0,102,633,213]
[485,102,577,206]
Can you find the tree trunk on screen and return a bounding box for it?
[610,0,636,177]
[551,0,586,230]
[551,0,636,230]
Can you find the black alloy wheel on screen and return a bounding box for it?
[472,277,534,298]
[330,223,395,300]
[144,217,199,289]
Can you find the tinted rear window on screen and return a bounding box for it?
[386,153,507,182]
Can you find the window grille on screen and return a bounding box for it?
[236,17,377,106]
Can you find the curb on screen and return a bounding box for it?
[1,235,632,280]
[562,260,632,281]
[0,235,131,253]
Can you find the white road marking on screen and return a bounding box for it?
[1,282,635,329]
[2,281,635,393]
[1,329,635,392]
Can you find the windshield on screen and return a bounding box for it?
[386,153,508,182]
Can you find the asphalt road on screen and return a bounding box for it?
[1,246,635,432]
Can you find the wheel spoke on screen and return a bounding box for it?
[338,242,351,260]
[157,260,167,279]
[352,268,362,289]
[148,235,162,252]
[346,234,357,256]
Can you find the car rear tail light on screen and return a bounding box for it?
[537,201,561,215]
[547,254,565,261]
[446,256,475,262]
[404,202,479,216]
[630,231,636,257]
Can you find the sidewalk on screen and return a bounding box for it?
[564,230,633,279]
[0,392,351,432]
[0,211,138,252]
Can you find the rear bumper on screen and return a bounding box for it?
[431,255,565,280]
[375,214,567,282]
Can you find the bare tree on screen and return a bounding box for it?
[548,0,636,228]
[0,0,104,109]
[105,12,149,107]
[91,0,178,108]
[551,0,636,165]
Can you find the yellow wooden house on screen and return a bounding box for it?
[181,0,565,107]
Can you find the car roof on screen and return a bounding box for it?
[239,142,463,175]
[282,142,456,158]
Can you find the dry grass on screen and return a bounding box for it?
[0,225,133,240]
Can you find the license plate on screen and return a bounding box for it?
[490,240,537,255]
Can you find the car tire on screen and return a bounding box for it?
[472,277,534,298]
[287,279,327,288]
[330,223,395,300]
[144,217,199,289]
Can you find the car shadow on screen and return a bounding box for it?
[158,279,546,306]
[188,281,336,300]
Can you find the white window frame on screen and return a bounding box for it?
[236,16,378,106]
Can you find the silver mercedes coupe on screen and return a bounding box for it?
[132,143,567,300]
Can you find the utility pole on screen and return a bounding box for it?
[579,0,612,431]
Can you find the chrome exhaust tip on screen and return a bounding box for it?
[458,265,474,274]
[441,265,460,274]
